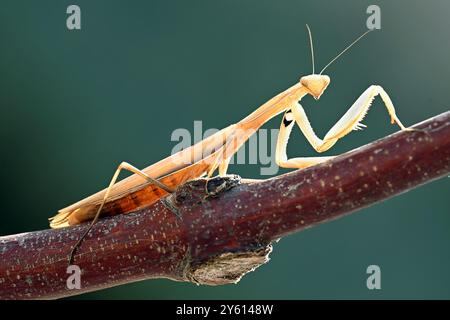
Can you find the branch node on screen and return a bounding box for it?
[186,244,273,286]
[173,174,241,206]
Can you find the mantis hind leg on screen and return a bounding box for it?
[68,161,174,264]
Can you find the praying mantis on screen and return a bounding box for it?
[49,26,412,262]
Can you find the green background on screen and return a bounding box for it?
[0,0,449,299]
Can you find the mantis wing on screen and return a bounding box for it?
[49,125,236,228]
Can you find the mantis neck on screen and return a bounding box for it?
[239,82,308,131]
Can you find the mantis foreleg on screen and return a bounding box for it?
[276,85,410,169]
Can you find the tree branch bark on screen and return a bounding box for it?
[1,111,449,299]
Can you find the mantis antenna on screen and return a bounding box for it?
[319,29,373,75]
[306,24,315,74]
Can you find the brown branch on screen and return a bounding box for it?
[1,111,449,299]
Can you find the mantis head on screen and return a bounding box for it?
[300,74,330,100]
[302,24,373,100]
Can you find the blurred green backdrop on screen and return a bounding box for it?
[0,0,449,299]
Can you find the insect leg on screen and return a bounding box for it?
[218,157,232,176]
[68,161,174,264]
[321,85,410,148]
[275,108,335,169]
[210,126,255,176]
[289,84,411,156]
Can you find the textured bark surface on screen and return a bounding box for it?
[1,111,449,299]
